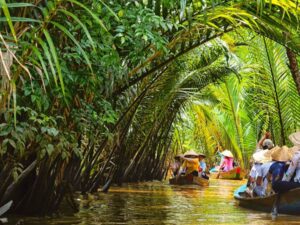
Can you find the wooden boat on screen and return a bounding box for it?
[209,167,246,180]
[169,174,209,187]
[234,184,300,214]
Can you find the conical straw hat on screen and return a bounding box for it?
[184,150,199,157]
[221,150,233,158]
[198,153,206,158]
[270,145,293,162]
[263,146,280,158]
[174,154,183,159]
[252,150,272,163]
[289,131,300,147]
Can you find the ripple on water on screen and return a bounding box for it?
[7,179,300,225]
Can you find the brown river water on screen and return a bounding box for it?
[6,179,300,224]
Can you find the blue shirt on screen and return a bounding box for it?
[199,161,206,171]
[269,162,286,184]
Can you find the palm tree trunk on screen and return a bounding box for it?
[286,47,300,95]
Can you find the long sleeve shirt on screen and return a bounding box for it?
[220,157,233,172]
[181,158,199,174]
[254,161,274,196]
[282,150,300,182]
[199,161,206,172]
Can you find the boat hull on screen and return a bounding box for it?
[210,167,246,180]
[169,175,209,187]
[234,184,300,214]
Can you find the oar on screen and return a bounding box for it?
[0,201,13,217]
[271,194,280,218]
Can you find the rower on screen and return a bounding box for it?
[219,150,234,172]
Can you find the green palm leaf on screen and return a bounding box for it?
[67,0,108,32]
[43,29,65,95]
[50,21,93,72]
[0,0,17,42]
[57,9,95,50]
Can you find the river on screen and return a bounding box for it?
[7,179,300,224]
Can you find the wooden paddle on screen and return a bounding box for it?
[271,194,280,218]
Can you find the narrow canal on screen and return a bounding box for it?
[7,179,300,224]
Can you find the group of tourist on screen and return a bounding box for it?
[171,148,238,180]
[171,150,208,179]
[246,131,300,197]
[170,130,300,197]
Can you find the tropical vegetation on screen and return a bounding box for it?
[0,0,300,215]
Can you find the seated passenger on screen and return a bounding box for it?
[179,150,200,176]
[255,132,273,153]
[248,141,274,195]
[247,160,261,190]
[198,153,206,172]
[267,146,292,193]
[198,153,209,179]
[219,150,234,172]
[273,132,300,193]
[252,150,274,196]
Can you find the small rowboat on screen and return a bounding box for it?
[234,184,300,214]
[169,174,209,187]
[209,167,246,180]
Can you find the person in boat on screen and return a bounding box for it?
[266,146,292,194]
[171,154,183,177]
[198,153,209,179]
[219,150,234,172]
[272,132,300,193]
[256,132,273,152]
[247,137,274,190]
[178,150,200,177]
[252,149,274,197]
[198,153,206,172]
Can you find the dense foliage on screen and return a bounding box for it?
[173,32,300,168]
[0,0,300,215]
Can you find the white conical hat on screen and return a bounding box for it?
[221,150,233,158]
[252,150,272,163]
[289,131,300,147]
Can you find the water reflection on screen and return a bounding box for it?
[7,179,300,224]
